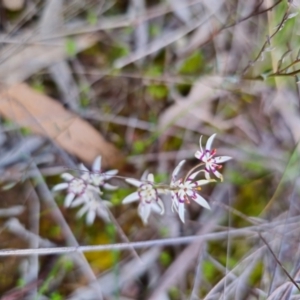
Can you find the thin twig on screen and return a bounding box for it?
[242,0,289,74]
[0,232,255,257]
[259,232,300,293]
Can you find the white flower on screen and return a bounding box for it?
[170,160,212,223]
[122,173,164,225]
[70,191,111,225]
[52,173,100,207]
[194,134,231,181]
[80,156,118,190]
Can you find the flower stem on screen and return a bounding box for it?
[183,163,205,183]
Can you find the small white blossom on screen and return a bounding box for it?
[52,173,100,207]
[80,156,118,190]
[70,190,111,225]
[195,133,231,181]
[122,173,164,225]
[170,160,212,223]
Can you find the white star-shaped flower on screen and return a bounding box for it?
[170,160,213,223]
[52,173,100,207]
[80,156,118,190]
[122,173,164,224]
[195,134,231,181]
[70,191,111,225]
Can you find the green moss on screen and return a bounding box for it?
[147,84,168,99]
[169,287,180,299]
[49,225,62,239]
[159,226,169,237]
[63,259,74,272]
[248,261,263,286]
[31,78,45,94]
[110,188,133,205]
[65,38,77,58]
[145,65,163,77]
[154,173,168,183]
[50,292,63,300]
[109,44,130,61]
[16,278,25,288]
[20,127,32,136]
[150,24,161,37]
[176,83,192,96]
[86,10,98,25]
[202,260,218,282]
[159,251,172,267]
[132,140,147,154]
[179,51,204,75]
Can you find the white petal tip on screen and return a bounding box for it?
[195,151,201,159]
[206,133,217,150]
[122,191,139,204]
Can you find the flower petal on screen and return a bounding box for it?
[86,210,96,225]
[77,204,90,218]
[92,156,102,172]
[172,160,186,181]
[189,171,201,180]
[61,173,74,181]
[90,176,102,186]
[178,202,185,223]
[213,169,223,181]
[215,156,232,163]
[88,185,102,194]
[81,172,90,182]
[64,193,75,207]
[102,200,112,207]
[126,178,141,187]
[105,169,118,177]
[199,135,204,153]
[52,183,68,192]
[193,193,210,210]
[138,204,151,224]
[151,202,161,213]
[204,171,211,180]
[194,150,202,160]
[70,196,84,207]
[140,170,149,181]
[194,179,213,186]
[80,163,91,182]
[103,183,118,190]
[122,191,139,203]
[80,164,89,172]
[147,173,154,183]
[206,133,216,151]
[157,198,165,214]
[96,207,110,222]
[172,201,178,212]
[171,192,179,212]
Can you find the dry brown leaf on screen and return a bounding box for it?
[0,84,123,168]
[3,0,24,11]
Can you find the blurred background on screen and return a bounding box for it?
[1,0,300,299]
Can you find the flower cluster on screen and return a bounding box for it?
[53,134,231,225]
[123,173,165,224]
[53,156,117,225]
[195,133,232,181]
[123,133,231,223]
